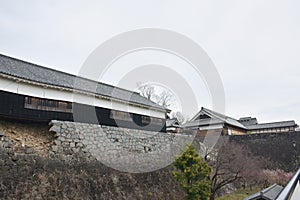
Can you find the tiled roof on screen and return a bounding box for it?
[186,107,298,131]
[183,118,224,128]
[246,120,296,130]
[245,184,283,200]
[238,117,258,126]
[0,54,166,111]
[186,107,247,129]
[201,107,247,129]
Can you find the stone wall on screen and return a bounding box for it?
[49,120,300,172]
[49,120,193,173]
[229,132,300,171]
[0,138,185,200]
[2,119,300,198]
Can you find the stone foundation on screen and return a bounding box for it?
[49,120,193,173]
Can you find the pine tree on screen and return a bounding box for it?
[173,144,212,200]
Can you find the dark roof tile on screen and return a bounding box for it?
[0,54,166,111]
[245,184,283,200]
[246,121,296,130]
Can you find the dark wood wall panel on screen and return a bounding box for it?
[0,90,166,132]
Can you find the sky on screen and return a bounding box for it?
[0,0,300,123]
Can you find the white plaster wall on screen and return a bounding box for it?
[198,124,223,130]
[0,77,165,118]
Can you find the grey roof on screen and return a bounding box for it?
[239,117,253,120]
[0,54,166,111]
[245,184,283,200]
[183,118,224,128]
[239,117,258,126]
[186,107,247,129]
[186,107,298,131]
[246,120,297,130]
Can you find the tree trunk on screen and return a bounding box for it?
[209,192,216,200]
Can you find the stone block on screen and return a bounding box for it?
[70,142,75,148]
[52,145,58,152]
[72,148,79,153]
[76,143,83,148]
[49,125,61,133]
[54,140,61,145]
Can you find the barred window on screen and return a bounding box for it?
[142,116,151,124]
[24,97,72,113]
[151,117,164,125]
[110,110,132,121]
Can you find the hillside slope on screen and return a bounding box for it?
[0,120,185,199]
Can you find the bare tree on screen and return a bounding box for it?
[204,138,264,200]
[136,83,155,101]
[136,83,174,109]
[156,90,174,108]
[171,111,188,124]
[197,141,217,161]
[137,83,191,124]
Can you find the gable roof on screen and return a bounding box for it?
[0,54,167,111]
[245,184,283,200]
[183,118,224,128]
[186,107,298,131]
[187,107,247,129]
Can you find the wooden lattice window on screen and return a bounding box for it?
[24,97,72,113]
[110,110,132,121]
[141,116,151,124]
[151,117,164,125]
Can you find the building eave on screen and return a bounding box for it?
[0,73,167,114]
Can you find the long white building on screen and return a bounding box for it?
[0,54,169,132]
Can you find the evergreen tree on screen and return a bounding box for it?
[173,144,211,200]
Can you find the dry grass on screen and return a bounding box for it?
[216,187,262,200]
[0,119,54,156]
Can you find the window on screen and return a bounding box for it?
[199,114,210,119]
[26,97,32,104]
[151,117,164,125]
[142,116,151,124]
[141,116,164,125]
[110,110,132,121]
[24,97,72,113]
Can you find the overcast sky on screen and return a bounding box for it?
[0,0,300,123]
